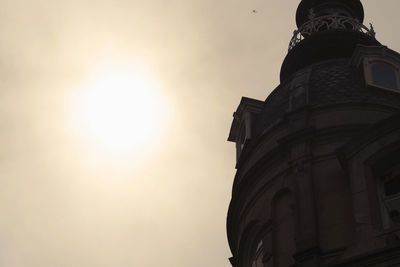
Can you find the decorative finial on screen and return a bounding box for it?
[308,8,316,20]
[369,23,376,37]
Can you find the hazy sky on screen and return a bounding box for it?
[0,0,399,266]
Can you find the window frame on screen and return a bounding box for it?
[378,166,400,228]
[364,57,400,93]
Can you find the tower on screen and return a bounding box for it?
[227,1,400,266]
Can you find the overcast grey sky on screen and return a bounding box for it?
[0,0,399,266]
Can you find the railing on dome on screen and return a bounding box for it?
[288,15,376,52]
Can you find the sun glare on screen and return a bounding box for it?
[74,65,166,156]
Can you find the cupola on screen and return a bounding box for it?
[280,0,380,81]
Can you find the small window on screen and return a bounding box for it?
[239,124,246,151]
[384,176,400,197]
[383,175,400,223]
[380,166,400,226]
[236,123,248,161]
[364,59,400,92]
[371,62,398,90]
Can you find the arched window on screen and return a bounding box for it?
[371,62,398,90]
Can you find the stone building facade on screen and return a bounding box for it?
[226,0,400,266]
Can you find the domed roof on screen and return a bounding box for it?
[307,59,400,106]
[254,58,400,139]
[296,0,364,27]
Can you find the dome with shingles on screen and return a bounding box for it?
[254,58,400,142]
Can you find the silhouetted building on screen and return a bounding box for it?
[227,0,400,266]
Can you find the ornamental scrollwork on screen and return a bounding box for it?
[288,15,376,52]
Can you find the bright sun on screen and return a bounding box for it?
[75,65,166,155]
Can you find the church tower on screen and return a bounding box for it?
[227,0,400,266]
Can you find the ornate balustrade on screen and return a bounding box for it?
[288,15,376,52]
